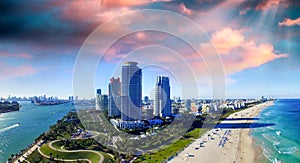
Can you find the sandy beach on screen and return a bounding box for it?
[169,101,274,163]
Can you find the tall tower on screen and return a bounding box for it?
[108,77,121,117]
[96,89,108,111]
[96,89,102,110]
[121,62,142,121]
[154,76,171,117]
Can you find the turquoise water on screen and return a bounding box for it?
[0,101,71,162]
[252,99,300,162]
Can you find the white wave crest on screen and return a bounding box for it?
[0,123,19,133]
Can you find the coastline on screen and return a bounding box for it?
[169,101,274,163]
[237,101,274,163]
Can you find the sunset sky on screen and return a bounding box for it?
[0,0,300,99]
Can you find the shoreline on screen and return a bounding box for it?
[169,101,274,163]
[237,101,274,162]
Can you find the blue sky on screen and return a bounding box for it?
[0,0,299,99]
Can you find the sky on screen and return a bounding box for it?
[0,0,300,99]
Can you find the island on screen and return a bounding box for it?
[0,101,20,113]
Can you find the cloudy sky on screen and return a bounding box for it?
[0,0,300,99]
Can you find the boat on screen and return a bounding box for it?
[276,131,281,136]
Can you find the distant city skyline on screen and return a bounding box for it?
[0,1,300,99]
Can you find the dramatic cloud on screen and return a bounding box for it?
[0,0,298,97]
[279,17,300,26]
[209,28,288,74]
[178,3,192,15]
[239,7,251,15]
[255,0,289,11]
[100,0,172,7]
[211,28,244,54]
[224,41,288,74]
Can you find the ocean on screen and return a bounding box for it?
[0,101,71,162]
[252,99,300,163]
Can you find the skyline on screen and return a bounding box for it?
[0,0,300,99]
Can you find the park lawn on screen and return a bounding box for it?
[40,144,101,163]
[184,128,209,139]
[134,138,192,163]
[51,141,64,150]
[99,152,115,163]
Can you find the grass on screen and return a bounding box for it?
[51,141,64,150]
[184,128,209,139]
[25,149,88,163]
[100,152,115,163]
[134,139,193,163]
[39,144,101,163]
[49,140,115,163]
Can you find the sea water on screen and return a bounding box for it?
[0,101,71,162]
[251,99,300,162]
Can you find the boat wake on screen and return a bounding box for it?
[0,123,20,133]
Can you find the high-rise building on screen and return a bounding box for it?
[144,96,149,103]
[96,89,102,110]
[154,76,171,117]
[108,77,121,117]
[121,62,142,121]
[97,89,102,95]
[96,89,108,111]
[185,99,191,111]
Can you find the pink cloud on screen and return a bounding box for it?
[0,51,33,59]
[239,7,251,15]
[100,0,171,7]
[211,28,244,54]
[102,31,170,62]
[194,27,288,75]
[101,26,288,76]
[255,0,289,11]
[208,28,288,74]
[224,41,288,74]
[61,0,130,22]
[0,62,37,82]
[60,0,171,22]
[178,3,192,15]
[279,17,300,26]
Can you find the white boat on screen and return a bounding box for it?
[276,131,281,136]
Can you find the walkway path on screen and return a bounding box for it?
[14,140,43,163]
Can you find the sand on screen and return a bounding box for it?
[169,101,274,163]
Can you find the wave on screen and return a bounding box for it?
[262,134,280,145]
[274,145,298,154]
[0,123,20,133]
[263,111,271,116]
[261,142,275,162]
[266,126,275,130]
